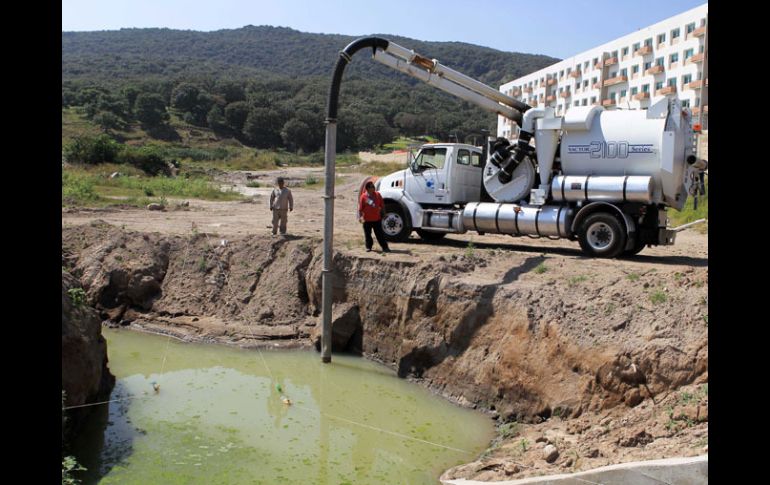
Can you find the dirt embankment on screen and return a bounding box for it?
[62,221,707,480]
[62,270,116,442]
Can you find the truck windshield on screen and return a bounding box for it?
[413,148,447,171]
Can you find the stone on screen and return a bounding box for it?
[543,444,559,463]
[147,203,164,211]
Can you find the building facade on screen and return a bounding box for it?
[498,3,708,139]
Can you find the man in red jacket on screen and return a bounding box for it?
[358,181,391,253]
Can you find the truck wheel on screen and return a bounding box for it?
[416,229,446,242]
[621,236,647,257]
[381,203,411,242]
[578,212,627,258]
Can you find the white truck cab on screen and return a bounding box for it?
[377,143,485,241]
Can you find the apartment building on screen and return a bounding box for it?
[498,3,708,139]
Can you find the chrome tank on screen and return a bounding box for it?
[463,202,572,238]
[551,175,653,203]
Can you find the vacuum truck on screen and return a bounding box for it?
[331,38,708,258]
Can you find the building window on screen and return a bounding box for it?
[534,80,538,87]
[681,100,690,108]
[610,92,616,101]
[670,53,679,64]
[667,78,676,87]
[672,27,680,39]
[682,74,692,84]
[566,67,571,75]
[684,48,694,60]
[583,80,589,88]
[593,57,599,66]
[655,81,664,90]
[611,50,618,58]
[694,97,700,107]
[559,70,564,78]
[631,87,638,95]
[700,18,706,26]
[622,47,629,56]
[559,87,563,93]
[591,96,597,103]
[582,99,588,106]
[610,71,617,78]
[592,77,598,85]
[699,45,705,53]
[584,61,589,70]
[633,42,641,51]
[620,68,627,77]
[655,57,664,67]
[642,84,649,93]
[632,65,639,74]
[644,61,652,70]
[620,90,627,99]
[686,22,696,33]
[657,33,666,44]
[644,38,652,47]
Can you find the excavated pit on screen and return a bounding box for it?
[62,220,708,480]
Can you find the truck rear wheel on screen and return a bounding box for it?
[416,229,447,242]
[621,236,647,257]
[381,203,411,242]
[578,212,627,258]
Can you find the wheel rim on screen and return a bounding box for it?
[586,221,614,251]
[382,213,404,236]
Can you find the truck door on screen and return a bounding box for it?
[452,148,484,203]
[405,147,449,204]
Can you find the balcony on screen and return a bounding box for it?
[687,80,703,90]
[523,87,533,93]
[656,86,677,96]
[687,53,705,64]
[569,70,581,78]
[634,92,650,100]
[604,57,618,66]
[602,98,616,107]
[547,79,557,86]
[645,65,664,75]
[635,45,653,56]
[592,82,602,89]
[603,75,628,87]
[546,95,556,102]
[692,26,706,37]
[559,91,571,98]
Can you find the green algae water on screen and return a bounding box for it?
[71,328,495,484]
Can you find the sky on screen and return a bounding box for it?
[61,0,707,59]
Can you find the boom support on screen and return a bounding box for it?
[371,41,530,125]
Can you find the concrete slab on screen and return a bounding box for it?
[442,455,707,485]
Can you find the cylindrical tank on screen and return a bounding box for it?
[559,103,694,209]
[551,175,653,203]
[463,202,572,238]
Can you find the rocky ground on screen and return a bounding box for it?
[61,169,708,481]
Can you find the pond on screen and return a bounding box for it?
[71,328,495,484]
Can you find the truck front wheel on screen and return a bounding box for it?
[381,203,412,242]
[577,212,627,258]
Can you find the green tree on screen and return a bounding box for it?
[224,101,250,132]
[134,93,169,127]
[93,111,122,133]
[171,83,200,113]
[280,118,312,152]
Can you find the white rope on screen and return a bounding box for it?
[293,404,474,455]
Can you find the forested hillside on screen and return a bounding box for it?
[62,26,559,152]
